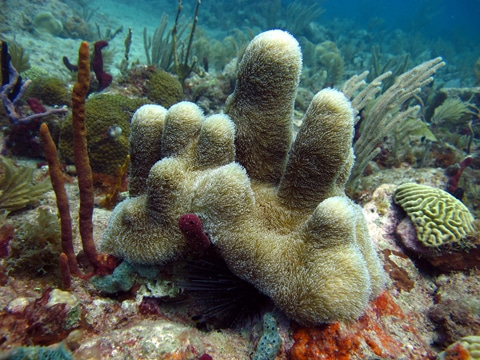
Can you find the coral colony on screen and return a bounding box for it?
[101,30,386,326]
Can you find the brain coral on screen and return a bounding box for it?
[437,335,480,360]
[25,76,68,106]
[146,70,184,108]
[59,94,149,175]
[394,183,476,247]
[101,30,385,325]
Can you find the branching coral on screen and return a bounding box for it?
[343,57,445,189]
[0,156,51,212]
[102,30,385,326]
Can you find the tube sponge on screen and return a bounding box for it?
[101,30,385,325]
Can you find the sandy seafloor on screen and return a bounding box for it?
[4,0,166,79]
[1,0,480,359]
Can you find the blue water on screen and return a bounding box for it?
[323,0,480,42]
[112,0,479,55]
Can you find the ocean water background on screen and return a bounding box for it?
[106,0,480,44]
[324,0,479,40]
[102,0,479,84]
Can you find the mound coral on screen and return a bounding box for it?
[146,69,184,108]
[101,30,385,325]
[32,11,63,37]
[25,76,68,106]
[58,94,149,175]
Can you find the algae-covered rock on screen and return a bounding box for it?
[33,11,63,36]
[58,94,150,175]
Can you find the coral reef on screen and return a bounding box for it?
[58,94,149,175]
[343,57,445,189]
[437,335,480,360]
[101,30,385,325]
[1,41,67,125]
[428,273,480,347]
[0,40,30,75]
[0,287,81,348]
[179,248,271,328]
[395,216,480,271]
[3,342,74,360]
[61,15,95,41]
[394,183,476,247]
[300,38,345,87]
[32,11,63,36]
[39,123,80,278]
[90,261,142,294]
[92,41,113,91]
[40,41,120,288]
[5,208,62,275]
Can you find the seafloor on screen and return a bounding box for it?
[1,0,480,359]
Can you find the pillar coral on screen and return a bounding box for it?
[101,30,386,326]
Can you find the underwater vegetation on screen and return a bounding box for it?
[0,156,51,212]
[344,57,445,190]
[143,0,202,83]
[5,207,62,275]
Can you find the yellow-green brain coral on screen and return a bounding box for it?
[394,183,476,247]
